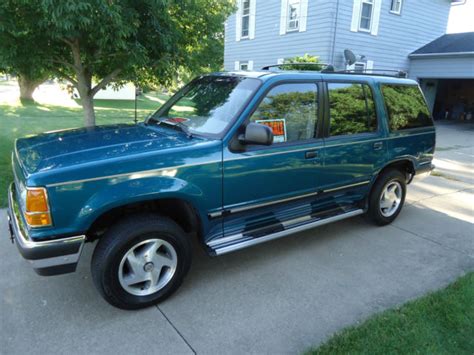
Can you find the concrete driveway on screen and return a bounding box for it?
[1,122,473,354]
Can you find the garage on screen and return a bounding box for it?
[409,32,474,122]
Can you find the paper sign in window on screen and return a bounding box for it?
[256,119,287,143]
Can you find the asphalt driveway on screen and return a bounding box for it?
[1,122,473,354]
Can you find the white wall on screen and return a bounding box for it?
[94,83,136,100]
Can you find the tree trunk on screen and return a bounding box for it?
[81,94,96,128]
[75,68,96,127]
[18,75,43,101]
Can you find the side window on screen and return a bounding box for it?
[381,84,433,131]
[328,82,377,136]
[250,83,318,143]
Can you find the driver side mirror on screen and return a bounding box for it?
[238,123,274,146]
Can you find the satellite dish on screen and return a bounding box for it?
[344,49,357,66]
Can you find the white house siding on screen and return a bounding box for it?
[224,0,451,72]
[224,0,336,71]
[409,56,474,79]
[331,0,451,71]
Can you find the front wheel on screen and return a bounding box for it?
[366,169,407,226]
[91,214,192,309]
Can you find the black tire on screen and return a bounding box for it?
[366,169,407,226]
[91,213,192,310]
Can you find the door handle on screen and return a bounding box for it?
[305,150,319,159]
[373,142,383,150]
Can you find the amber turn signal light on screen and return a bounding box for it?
[25,187,52,227]
[26,188,49,212]
[24,212,52,227]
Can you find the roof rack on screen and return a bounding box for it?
[260,63,407,78]
[335,69,408,78]
[261,62,335,72]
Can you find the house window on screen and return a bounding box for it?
[287,0,301,31]
[390,0,402,14]
[359,0,374,31]
[240,62,249,70]
[241,0,251,38]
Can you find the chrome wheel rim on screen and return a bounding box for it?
[379,181,402,217]
[118,238,178,296]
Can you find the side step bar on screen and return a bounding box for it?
[212,209,364,255]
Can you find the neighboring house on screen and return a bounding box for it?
[224,0,451,72]
[71,83,136,100]
[224,0,473,118]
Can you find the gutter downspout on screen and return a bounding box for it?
[330,0,341,66]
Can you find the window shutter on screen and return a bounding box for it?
[249,0,257,39]
[366,60,374,73]
[235,1,242,41]
[351,0,362,32]
[235,61,240,70]
[299,0,309,32]
[279,0,287,35]
[248,60,254,70]
[371,0,382,35]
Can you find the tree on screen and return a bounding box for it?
[281,54,322,71]
[0,4,52,100]
[0,0,233,126]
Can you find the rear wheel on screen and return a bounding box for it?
[367,169,406,226]
[91,214,192,309]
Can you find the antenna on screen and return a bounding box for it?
[344,49,357,66]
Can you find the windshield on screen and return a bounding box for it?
[151,76,261,136]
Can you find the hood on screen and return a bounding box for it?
[15,123,205,175]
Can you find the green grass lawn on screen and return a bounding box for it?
[0,82,168,207]
[309,272,474,355]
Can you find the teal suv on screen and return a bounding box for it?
[7,69,435,309]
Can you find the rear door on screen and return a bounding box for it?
[218,81,324,243]
[320,80,387,204]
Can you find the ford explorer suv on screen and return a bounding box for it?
[7,68,435,309]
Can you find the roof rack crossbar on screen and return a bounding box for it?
[261,62,333,71]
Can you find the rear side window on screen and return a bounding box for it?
[328,82,377,136]
[381,84,432,131]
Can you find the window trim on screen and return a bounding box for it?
[323,80,381,139]
[380,83,434,133]
[240,0,251,39]
[359,0,374,32]
[232,80,324,152]
[389,0,402,15]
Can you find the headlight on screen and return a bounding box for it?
[25,187,52,227]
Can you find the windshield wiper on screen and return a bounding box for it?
[154,118,193,138]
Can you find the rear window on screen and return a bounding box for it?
[381,84,432,131]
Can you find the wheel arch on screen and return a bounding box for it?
[86,197,203,242]
[375,158,416,184]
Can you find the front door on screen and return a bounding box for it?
[220,82,324,240]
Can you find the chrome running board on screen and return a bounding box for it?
[211,209,364,255]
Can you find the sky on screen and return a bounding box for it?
[447,0,474,33]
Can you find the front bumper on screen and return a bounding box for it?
[7,183,85,276]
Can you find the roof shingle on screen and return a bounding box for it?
[410,32,474,55]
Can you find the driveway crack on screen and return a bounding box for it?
[156,305,197,354]
[389,224,472,257]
